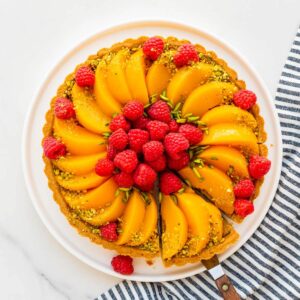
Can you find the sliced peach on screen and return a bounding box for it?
[107,49,132,103]
[146,62,171,96]
[177,193,210,255]
[166,63,213,104]
[55,171,107,191]
[179,166,234,215]
[128,194,158,246]
[200,105,257,129]
[117,190,146,245]
[125,49,148,104]
[182,82,238,117]
[72,83,110,134]
[53,152,106,175]
[200,123,259,154]
[94,61,122,117]
[53,118,106,155]
[199,146,249,178]
[161,195,188,259]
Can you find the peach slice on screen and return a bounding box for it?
[117,190,146,245]
[107,49,132,103]
[166,63,213,104]
[72,83,110,134]
[53,152,106,175]
[94,61,122,117]
[53,118,106,155]
[55,171,107,191]
[200,105,257,130]
[128,194,158,246]
[161,195,188,259]
[200,123,259,154]
[179,166,235,215]
[199,146,249,178]
[125,49,148,104]
[177,193,210,255]
[146,62,171,96]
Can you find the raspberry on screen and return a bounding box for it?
[100,222,118,241]
[128,129,149,153]
[142,37,164,60]
[148,155,166,172]
[148,100,171,123]
[54,97,75,119]
[234,179,255,198]
[133,115,150,129]
[234,199,254,218]
[111,255,134,275]
[233,90,257,110]
[75,66,95,87]
[143,141,164,162]
[114,172,134,188]
[95,158,114,177]
[178,124,203,145]
[146,120,169,141]
[159,171,183,195]
[168,152,190,171]
[133,163,157,191]
[168,119,179,132]
[114,150,138,173]
[109,129,128,150]
[43,137,66,159]
[164,133,189,160]
[173,44,199,67]
[248,155,271,179]
[107,145,118,160]
[123,101,144,121]
[109,114,130,132]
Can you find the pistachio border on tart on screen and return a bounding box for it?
[42,36,271,275]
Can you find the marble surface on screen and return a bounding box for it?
[0,0,299,299]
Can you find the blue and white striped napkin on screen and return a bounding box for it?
[99,28,300,300]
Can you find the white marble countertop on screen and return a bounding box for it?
[0,0,299,299]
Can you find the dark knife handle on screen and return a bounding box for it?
[215,274,241,300]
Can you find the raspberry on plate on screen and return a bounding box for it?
[114,171,134,188]
[109,128,128,150]
[168,119,179,132]
[148,155,166,172]
[234,179,255,198]
[248,155,271,179]
[164,133,189,160]
[95,158,114,177]
[133,163,157,191]
[233,90,257,110]
[148,100,171,123]
[114,150,138,174]
[100,222,118,242]
[178,124,203,145]
[160,171,183,195]
[128,129,149,153]
[111,255,134,275]
[109,114,131,132]
[234,199,254,218]
[75,66,95,87]
[54,97,75,119]
[146,120,169,141]
[173,44,199,67]
[142,37,164,60]
[143,141,164,162]
[167,152,190,171]
[133,115,150,130]
[43,136,66,159]
[123,100,144,121]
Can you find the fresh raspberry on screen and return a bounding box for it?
[107,145,118,160]
[54,97,75,119]
[133,115,150,129]
[142,141,164,162]
[148,100,171,123]
[100,222,118,242]
[248,155,271,179]
[109,114,130,132]
[233,90,257,110]
[133,163,157,191]
[178,124,203,145]
[128,129,149,153]
[146,120,169,141]
[114,172,134,188]
[164,133,189,160]
[173,44,199,67]
[114,150,138,173]
[43,137,66,159]
[142,37,164,60]
[234,199,254,218]
[234,179,255,198]
[123,101,144,121]
[95,158,114,177]
[148,155,167,172]
[75,66,95,87]
[167,152,190,171]
[159,171,183,195]
[108,129,128,150]
[168,119,179,132]
[111,255,134,275]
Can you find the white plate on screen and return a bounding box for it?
[22,21,282,282]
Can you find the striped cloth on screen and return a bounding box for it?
[99,28,300,300]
